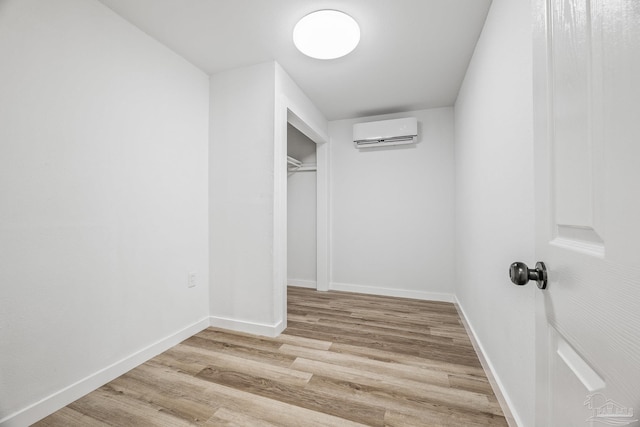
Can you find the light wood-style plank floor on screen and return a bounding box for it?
[35,287,508,426]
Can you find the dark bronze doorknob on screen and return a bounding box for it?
[509,261,547,289]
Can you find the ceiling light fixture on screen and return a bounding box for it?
[293,10,360,60]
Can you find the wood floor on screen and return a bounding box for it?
[35,287,508,426]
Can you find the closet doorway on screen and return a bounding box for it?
[287,124,317,290]
[275,106,329,333]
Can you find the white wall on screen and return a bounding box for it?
[0,0,210,425]
[209,62,276,332]
[454,0,535,426]
[329,108,455,301]
[287,125,317,287]
[287,124,317,164]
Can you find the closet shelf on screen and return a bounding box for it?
[287,156,302,168]
[287,155,316,173]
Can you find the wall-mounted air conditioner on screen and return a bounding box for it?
[353,117,418,148]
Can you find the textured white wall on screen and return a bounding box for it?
[454,0,535,425]
[329,108,455,300]
[287,125,317,286]
[0,0,210,423]
[209,62,276,329]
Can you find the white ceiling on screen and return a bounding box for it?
[97,0,492,120]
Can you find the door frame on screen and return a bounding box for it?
[274,95,330,332]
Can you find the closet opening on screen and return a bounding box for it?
[287,124,317,290]
[275,106,328,334]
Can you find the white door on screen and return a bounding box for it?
[532,0,640,425]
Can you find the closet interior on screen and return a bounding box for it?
[286,123,317,289]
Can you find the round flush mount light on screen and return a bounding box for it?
[293,10,360,60]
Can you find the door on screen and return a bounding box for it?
[533,0,640,425]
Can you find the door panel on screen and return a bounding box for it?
[534,0,640,425]
[550,0,604,252]
[550,327,599,427]
[551,0,595,230]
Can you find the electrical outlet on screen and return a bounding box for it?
[188,272,196,288]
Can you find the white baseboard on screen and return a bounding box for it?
[0,318,210,427]
[454,298,520,427]
[329,282,454,303]
[287,279,317,289]
[209,316,283,338]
